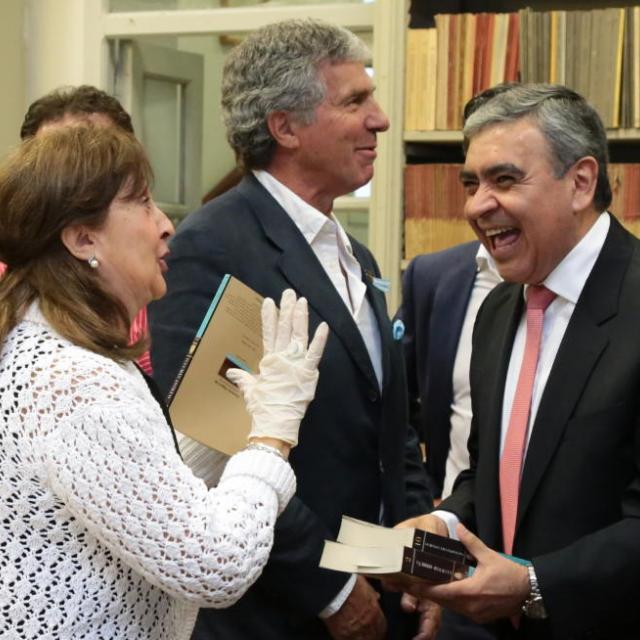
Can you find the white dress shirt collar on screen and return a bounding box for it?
[252,168,383,387]
[476,242,501,279]
[253,169,350,249]
[532,211,610,304]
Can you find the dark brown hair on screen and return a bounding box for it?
[20,85,134,139]
[0,126,152,361]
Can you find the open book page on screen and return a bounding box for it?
[338,516,415,547]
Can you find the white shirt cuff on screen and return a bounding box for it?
[318,573,357,619]
[430,510,461,540]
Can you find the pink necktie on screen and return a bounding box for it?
[500,285,556,555]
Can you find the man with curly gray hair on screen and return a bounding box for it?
[150,17,434,640]
[221,18,369,173]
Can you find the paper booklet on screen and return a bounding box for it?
[167,275,264,484]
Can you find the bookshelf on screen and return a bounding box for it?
[408,128,640,142]
[370,0,640,311]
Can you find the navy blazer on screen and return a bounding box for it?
[399,241,479,498]
[441,217,640,639]
[149,175,432,639]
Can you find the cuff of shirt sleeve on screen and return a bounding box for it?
[318,574,357,619]
[221,448,296,514]
[430,509,461,540]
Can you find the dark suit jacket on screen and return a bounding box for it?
[440,216,640,640]
[149,175,432,639]
[399,241,479,498]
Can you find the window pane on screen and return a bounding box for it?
[109,0,374,11]
[142,77,183,204]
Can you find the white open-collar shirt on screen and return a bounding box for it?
[254,170,383,388]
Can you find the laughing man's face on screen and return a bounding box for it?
[460,118,585,284]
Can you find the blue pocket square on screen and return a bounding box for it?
[392,319,405,341]
[363,270,391,294]
[372,277,391,293]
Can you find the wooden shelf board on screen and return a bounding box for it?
[405,128,640,144]
[606,128,640,142]
[404,130,463,143]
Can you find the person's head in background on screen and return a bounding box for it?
[459,83,610,285]
[0,126,173,360]
[20,85,134,139]
[0,86,135,282]
[221,18,389,214]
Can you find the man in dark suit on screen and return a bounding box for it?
[400,241,500,640]
[149,18,433,640]
[400,82,513,504]
[395,83,640,640]
[400,240,483,500]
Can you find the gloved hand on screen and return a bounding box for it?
[226,289,328,447]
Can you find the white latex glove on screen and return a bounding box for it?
[226,289,328,447]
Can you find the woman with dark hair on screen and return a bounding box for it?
[0,125,327,639]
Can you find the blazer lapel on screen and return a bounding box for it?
[430,245,479,378]
[475,283,524,549]
[239,176,379,389]
[517,217,631,531]
[351,242,391,389]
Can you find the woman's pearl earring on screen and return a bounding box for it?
[88,256,100,269]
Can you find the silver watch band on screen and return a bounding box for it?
[521,564,547,619]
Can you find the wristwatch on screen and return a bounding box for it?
[521,565,548,619]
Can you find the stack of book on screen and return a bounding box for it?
[405,6,640,131]
[320,516,476,586]
[404,163,473,259]
[405,12,519,131]
[519,7,639,129]
[609,163,640,237]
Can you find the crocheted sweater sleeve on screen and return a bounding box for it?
[27,338,295,608]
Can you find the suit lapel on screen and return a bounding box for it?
[476,283,524,548]
[430,244,479,378]
[517,217,631,532]
[351,241,391,389]
[238,176,379,389]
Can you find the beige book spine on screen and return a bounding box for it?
[435,14,449,131]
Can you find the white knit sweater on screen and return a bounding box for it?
[0,305,296,639]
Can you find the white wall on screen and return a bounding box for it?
[24,0,91,103]
[177,34,236,196]
[0,0,26,159]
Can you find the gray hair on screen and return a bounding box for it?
[221,18,369,170]
[463,83,611,211]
